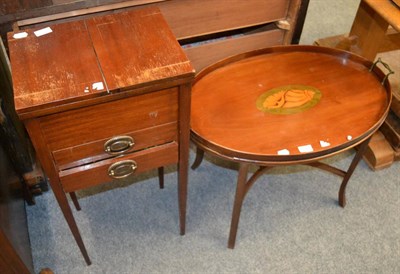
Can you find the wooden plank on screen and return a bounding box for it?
[85,7,193,91]
[391,90,400,118]
[363,131,394,170]
[349,0,390,60]
[281,0,302,44]
[17,0,291,40]
[348,0,400,60]
[184,29,285,72]
[8,20,105,114]
[380,111,400,150]
[0,0,53,21]
[157,0,290,40]
[0,0,21,15]
[15,0,166,27]
[52,0,82,4]
[395,148,400,160]
[0,0,52,15]
[379,32,400,53]
[21,0,53,10]
[291,0,310,44]
[364,0,400,32]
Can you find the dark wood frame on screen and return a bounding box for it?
[8,8,195,265]
[190,45,392,249]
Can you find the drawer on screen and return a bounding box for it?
[59,142,178,193]
[158,0,290,40]
[53,122,178,170]
[39,87,178,152]
[184,29,285,72]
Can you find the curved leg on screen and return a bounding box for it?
[244,166,273,197]
[158,167,164,189]
[69,192,81,211]
[339,137,371,207]
[191,146,204,170]
[228,163,250,249]
[306,162,346,177]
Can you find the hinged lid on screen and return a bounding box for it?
[8,7,194,119]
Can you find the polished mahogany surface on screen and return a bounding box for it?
[85,8,193,91]
[191,46,391,163]
[7,7,194,265]
[8,20,103,113]
[8,7,194,117]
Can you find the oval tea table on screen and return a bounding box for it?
[190,45,392,249]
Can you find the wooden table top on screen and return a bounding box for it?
[190,46,392,164]
[85,8,193,92]
[8,7,194,119]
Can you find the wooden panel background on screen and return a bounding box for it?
[0,0,161,24]
[0,0,52,15]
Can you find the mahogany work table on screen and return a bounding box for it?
[190,46,392,249]
[8,7,194,265]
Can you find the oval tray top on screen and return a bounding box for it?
[190,45,392,164]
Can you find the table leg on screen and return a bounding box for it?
[158,167,164,189]
[25,119,91,265]
[339,137,372,207]
[191,146,204,170]
[70,192,81,211]
[228,163,250,249]
[178,83,191,235]
[53,186,91,265]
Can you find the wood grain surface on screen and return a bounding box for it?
[365,0,400,31]
[8,7,194,265]
[9,7,194,118]
[191,46,391,163]
[39,88,178,151]
[156,0,289,40]
[8,20,104,113]
[183,29,285,72]
[60,142,178,192]
[86,7,193,92]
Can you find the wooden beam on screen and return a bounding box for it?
[16,0,166,28]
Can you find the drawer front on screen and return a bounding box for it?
[158,0,290,40]
[60,142,178,193]
[184,29,285,72]
[53,122,178,170]
[39,87,178,152]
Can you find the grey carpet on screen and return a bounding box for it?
[27,0,400,273]
[27,149,400,273]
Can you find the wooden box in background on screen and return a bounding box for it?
[314,0,400,170]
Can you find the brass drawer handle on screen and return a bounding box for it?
[104,136,134,155]
[108,160,137,179]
